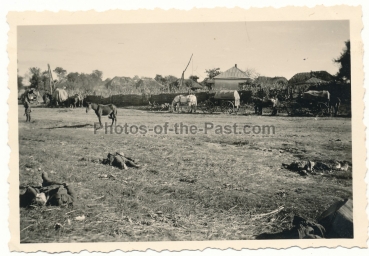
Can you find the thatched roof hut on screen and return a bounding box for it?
[289,71,334,85]
[105,76,135,88]
[253,76,288,88]
[288,71,333,94]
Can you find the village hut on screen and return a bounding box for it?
[213,64,251,90]
[186,79,206,91]
[288,71,334,94]
[289,71,334,85]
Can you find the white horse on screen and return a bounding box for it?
[171,95,197,113]
[187,95,197,113]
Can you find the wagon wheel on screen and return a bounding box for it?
[200,100,215,113]
[314,102,330,117]
[220,101,234,114]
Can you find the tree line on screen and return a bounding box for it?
[18,40,350,95]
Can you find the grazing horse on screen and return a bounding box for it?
[171,95,197,113]
[86,102,117,129]
[330,97,341,117]
[171,95,188,113]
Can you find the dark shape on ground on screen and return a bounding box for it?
[43,124,93,130]
[101,152,141,170]
[19,172,75,208]
[255,198,353,239]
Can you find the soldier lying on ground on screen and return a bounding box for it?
[102,152,141,170]
[19,172,75,208]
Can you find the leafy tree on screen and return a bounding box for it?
[67,72,80,83]
[17,75,24,90]
[189,75,199,82]
[205,68,221,79]
[53,67,67,81]
[244,68,260,80]
[164,75,178,84]
[334,40,351,83]
[91,70,103,81]
[29,67,42,89]
[154,74,168,85]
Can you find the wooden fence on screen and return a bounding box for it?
[84,91,223,107]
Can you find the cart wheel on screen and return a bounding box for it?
[315,103,330,117]
[221,101,234,114]
[201,100,215,114]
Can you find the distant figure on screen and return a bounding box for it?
[22,90,34,122]
[24,107,31,122]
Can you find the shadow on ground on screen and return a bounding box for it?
[42,124,93,129]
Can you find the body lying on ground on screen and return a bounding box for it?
[102,152,141,170]
[19,172,75,208]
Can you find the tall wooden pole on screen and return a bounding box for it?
[180,54,193,88]
[48,64,55,94]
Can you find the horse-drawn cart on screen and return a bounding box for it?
[199,90,240,114]
[284,90,331,116]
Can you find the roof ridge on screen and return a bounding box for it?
[214,65,249,79]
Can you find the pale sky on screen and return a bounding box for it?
[18,21,349,83]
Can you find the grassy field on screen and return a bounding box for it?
[18,106,352,243]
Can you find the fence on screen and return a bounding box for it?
[84,85,351,108]
[84,91,219,107]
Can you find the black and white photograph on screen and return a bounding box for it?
[7,5,367,251]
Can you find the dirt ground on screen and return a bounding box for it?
[18,106,352,242]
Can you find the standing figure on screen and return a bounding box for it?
[23,90,34,122]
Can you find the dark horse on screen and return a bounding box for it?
[252,97,279,116]
[86,102,117,129]
[330,97,341,117]
[68,95,79,108]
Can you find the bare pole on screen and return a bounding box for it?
[48,64,55,94]
[180,53,193,88]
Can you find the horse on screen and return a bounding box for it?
[68,95,79,108]
[253,97,278,116]
[171,95,188,113]
[171,95,197,113]
[86,102,117,129]
[330,97,341,117]
[187,95,197,113]
[75,94,84,107]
